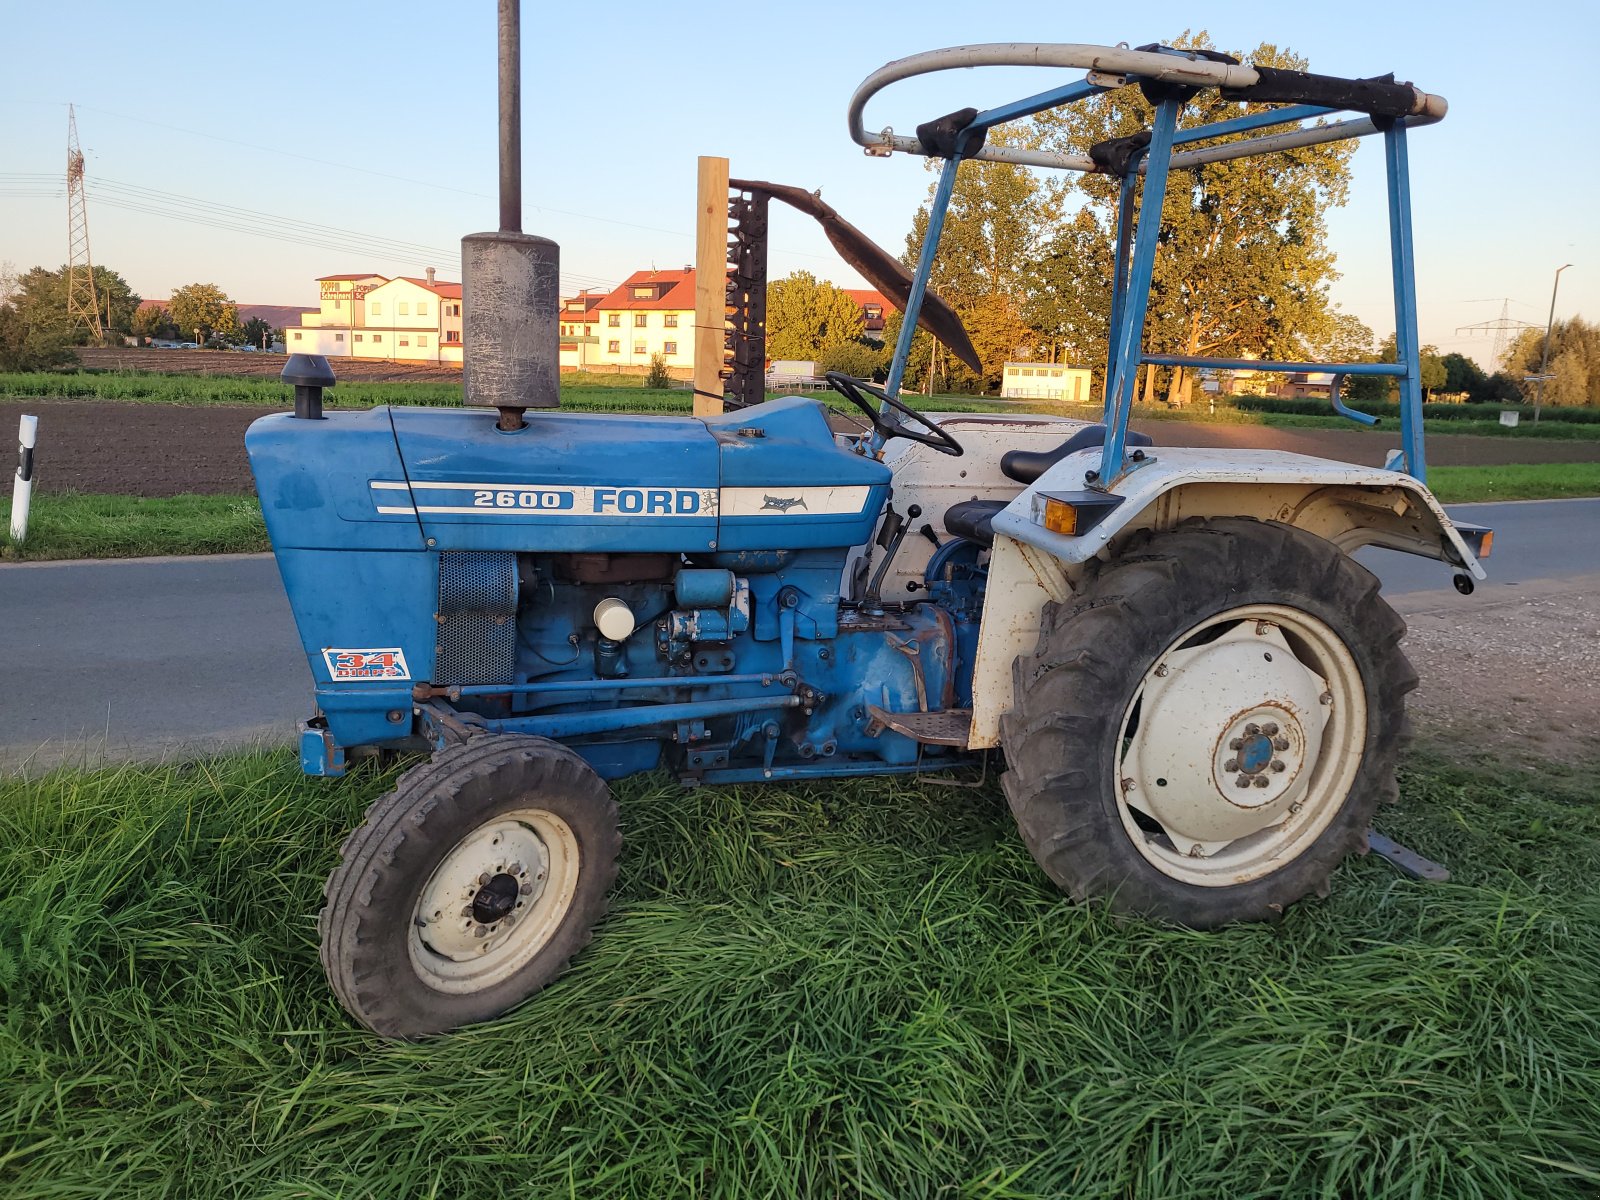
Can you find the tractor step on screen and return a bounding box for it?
[866,705,972,747]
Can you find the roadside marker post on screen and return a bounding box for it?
[11,413,36,544]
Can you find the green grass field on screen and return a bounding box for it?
[10,369,1600,438]
[0,370,1011,416]
[1425,462,1600,503]
[0,493,268,561]
[1,750,1596,1197]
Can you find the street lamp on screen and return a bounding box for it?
[1531,263,1573,424]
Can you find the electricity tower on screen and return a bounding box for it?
[65,105,104,341]
[1454,298,1533,372]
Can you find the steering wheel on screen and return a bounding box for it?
[824,372,964,457]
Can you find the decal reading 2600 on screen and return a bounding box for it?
[368,481,870,518]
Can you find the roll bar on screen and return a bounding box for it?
[847,43,1446,173]
[851,40,1447,489]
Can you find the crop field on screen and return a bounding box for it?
[1,750,1597,1197]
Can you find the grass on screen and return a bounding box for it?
[0,749,1597,1197]
[0,493,267,561]
[1425,462,1600,503]
[0,370,1010,416]
[11,368,1600,437]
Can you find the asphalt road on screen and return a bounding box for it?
[2,498,1594,771]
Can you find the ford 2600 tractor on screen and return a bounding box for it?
[248,30,1489,1037]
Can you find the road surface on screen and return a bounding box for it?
[2,498,1594,771]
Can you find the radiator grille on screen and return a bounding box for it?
[434,551,518,685]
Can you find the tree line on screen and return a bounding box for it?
[0,263,273,371]
[764,32,1596,408]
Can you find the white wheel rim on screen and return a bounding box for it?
[1115,603,1367,886]
[407,808,581,994]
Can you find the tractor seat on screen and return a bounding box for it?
[943,499,1008,546]
[1000,423,1154,485]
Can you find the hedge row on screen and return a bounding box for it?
[1228,395,1600,424]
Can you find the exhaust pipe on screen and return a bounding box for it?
[462,0,560,429]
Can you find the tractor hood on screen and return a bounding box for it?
[246,395,889,555]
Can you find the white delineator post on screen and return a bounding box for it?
[11,413,37,544]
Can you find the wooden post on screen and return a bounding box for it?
[692,155,729,417]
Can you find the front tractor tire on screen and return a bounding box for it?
[1000,518,1415,928]
[319,735,620,1038]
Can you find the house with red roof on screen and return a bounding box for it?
[558,267,697,374]
[284,269,464,363]
[557,272,896,375]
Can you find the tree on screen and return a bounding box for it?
[1032,34,1355,407]
[901,127,1055,389]
[1439,352,1486,397]
[169,282,240,344]
[0,302,77,370]
[1506,317,1600,407]
[7,264,142,343]
[1024,207,1115,386]
[132,304,177,342]
[818,340,888,382]
[1372,333,1446,400]
[765,272,864,361]
[239,316,276,350]
[1307,310,1374,364]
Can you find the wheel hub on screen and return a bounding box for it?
[411,817,555,966]
[1121,617,1331,856]
[471,872,521,925]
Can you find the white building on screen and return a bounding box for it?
[1001,362,1094,403]
[285,269,463,364]
[559,268,697,376]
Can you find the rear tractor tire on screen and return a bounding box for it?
[1000,518,1415,927]
[319,735,620,1038]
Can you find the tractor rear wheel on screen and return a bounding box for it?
[319,735,620,1038]
[1000,518,1415,927]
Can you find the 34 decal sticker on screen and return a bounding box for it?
[323,647,411,681]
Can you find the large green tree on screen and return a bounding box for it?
[901,128,1056,391]
[169,282,240,344]
[764,271,865,361]
[8,264,142,343]
[1506,318,1600,407]
[1032,34,1355,406]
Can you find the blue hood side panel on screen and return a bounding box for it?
[705,396,889,551]
[390,406,721,553]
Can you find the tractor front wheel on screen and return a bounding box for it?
[319,735,620,1037]
[1000,518,1415,927]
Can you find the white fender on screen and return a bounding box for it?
[968,447,1484,748]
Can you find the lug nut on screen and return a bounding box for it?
[1154,664,1169,677]
[1262,722,1279,736]
[1236,775,1251,788]
[1270,760,1286,773]
[508,862,523,876]
[472,925,488,939]
[1320,692,1333,705]
[1253,776,1269,788]
[1289,801,1303,814]
[1224,758,1239,772]
[1245,723,1260,736]
[478,873,491,886]
[519,882,534,895]
[1229,737,1243,750]
[1273,737,1290,751]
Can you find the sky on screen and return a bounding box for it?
[2,0,1596,363]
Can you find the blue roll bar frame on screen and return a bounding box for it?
[863,49,1439,486]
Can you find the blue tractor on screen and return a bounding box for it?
[249,34,1489,1037]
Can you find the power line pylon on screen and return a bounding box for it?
[65,104,104,341]
[1453,298,1533,372]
